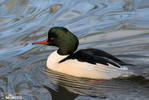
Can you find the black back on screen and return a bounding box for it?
[59,48,128,68]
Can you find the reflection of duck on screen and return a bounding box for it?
[43,85,78,100]
[33,27,133,79]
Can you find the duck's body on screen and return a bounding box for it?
[33,27,134,79]
[47,49,133,79]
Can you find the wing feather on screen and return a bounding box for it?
[59,48,127,68]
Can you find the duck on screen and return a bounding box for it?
[33,27,133,79]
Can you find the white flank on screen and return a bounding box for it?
[47,50,133,79]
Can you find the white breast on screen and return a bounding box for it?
[46,50,133,79]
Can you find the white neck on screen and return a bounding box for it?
[46,50,68,69]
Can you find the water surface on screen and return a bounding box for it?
[0,0,149,100]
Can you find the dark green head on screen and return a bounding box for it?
[33,27,79,55]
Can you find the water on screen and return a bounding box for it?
[0,0,149,100]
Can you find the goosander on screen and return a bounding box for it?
[33,27,133,79]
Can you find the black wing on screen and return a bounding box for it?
[59,48,127,68]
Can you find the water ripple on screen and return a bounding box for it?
[0,0,149,100]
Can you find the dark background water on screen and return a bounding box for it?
[0,0,149,100]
